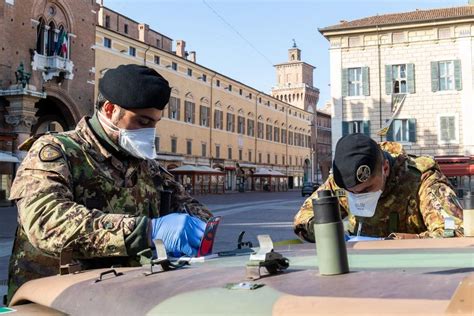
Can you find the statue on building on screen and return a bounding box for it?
[15,62,31,89]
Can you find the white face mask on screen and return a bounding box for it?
[347,190,382,217]
[97,111,157,160]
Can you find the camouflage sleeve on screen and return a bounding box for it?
[417,169,464,238]
[10,136,139,258]
[293,176,348,242]
[163,174,213,222]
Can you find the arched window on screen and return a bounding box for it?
[47,21,56,56]
[36,18,46,54]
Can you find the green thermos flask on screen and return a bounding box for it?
[313,190,349,275]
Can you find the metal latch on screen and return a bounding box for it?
[142,239,188,276]
[246,235,289,280]
[59,248,82,275]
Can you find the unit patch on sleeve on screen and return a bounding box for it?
[39,144,63,162]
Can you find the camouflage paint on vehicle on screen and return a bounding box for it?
[9,238,474,315]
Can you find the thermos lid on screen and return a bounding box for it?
[313,190,342,224]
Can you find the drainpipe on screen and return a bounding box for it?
[209,73,217,167]
[143,44,151,66]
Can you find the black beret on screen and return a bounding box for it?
[99,64,171,110]
[333,133,380,189]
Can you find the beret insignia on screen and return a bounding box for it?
[356,165,371,183]
[39,144,63,162]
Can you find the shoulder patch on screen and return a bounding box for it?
[411,156,437,173]
[39,144,63,162]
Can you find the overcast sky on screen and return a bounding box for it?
[104,0,468,107]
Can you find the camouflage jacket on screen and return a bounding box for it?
[294,142,464,242]
[7,115,212,302]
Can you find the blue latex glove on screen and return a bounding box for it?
[150,213,206,257]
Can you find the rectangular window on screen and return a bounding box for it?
[226,113,235,132]
[156,38,161,48]
[238,116,245,134]
[248,93,252,100]
[266,124,273,141]
[239,88,243,96]
[187,68,192,76]
[239,149,243,161]
[439,116,457,143]
[201,143,207,157]
[200,105,209,127]
[215,145,220,159]
[103,37,112,48]
[348,68,362,96]
[290,156,292,166]
[281,129,287,144]
[387,119,416,143]
[248,150,252,162]
[228,147,232,159]
[288,132,294,145]
[259,153,262,163]
[275,155,278,165]
[274,127,280,143]
[184,101,195,124]
[201,74,207,82]
[343,120,371,136]
[171,138,177,153]
[171,62,177,71]
[432,60,462,92]
[214,110,223,129]
[216,79,220,87]
[267,153,270,164]
[247,119,254,137]
[227,85,232,92]
[105,15,111,28]
[129,46,136,57]
[124,24,129,34]
[257,122,264,139]
[186,140,192,155]
[168,97,180,120]
[154,55,160,65]
[282,156,285,165]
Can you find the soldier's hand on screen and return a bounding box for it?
[150,213,206,257]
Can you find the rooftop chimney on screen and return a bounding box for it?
[138,23,149,43]
[188,51,196,63]
[176,40,186,58]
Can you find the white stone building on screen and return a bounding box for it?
[320,5,474,158]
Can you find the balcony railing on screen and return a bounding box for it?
[32,52,74,81]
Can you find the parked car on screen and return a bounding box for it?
[301,182,319,197]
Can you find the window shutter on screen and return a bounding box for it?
[342,122,349,136]
[177,98,181,121]
[430,61,439,92]
[385,65,393,95]
[214,110,217,128]
[408,119,417,143]
[363,120,371,136]
[407,63,415,94]
[232,114,235,133]
[341,68,349,97]
[362,67,370,96]
[454,60,462,91]
[220,112,223,129]
[192,103,195,124]
[386,122,394,141]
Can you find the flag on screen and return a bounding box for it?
[55,30,68,57]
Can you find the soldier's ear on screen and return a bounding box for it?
[102,101,115,119]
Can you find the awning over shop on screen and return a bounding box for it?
[253,168,286,177]
[156,154,184,162]
[170,165,224,174]
[0,152,19,163]
[237,163,257,169]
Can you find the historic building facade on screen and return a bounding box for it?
[0,0,97,204]
[320,5,474,158]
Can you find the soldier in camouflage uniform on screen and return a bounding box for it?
[6,65,212,303]
[294,133,463,243]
